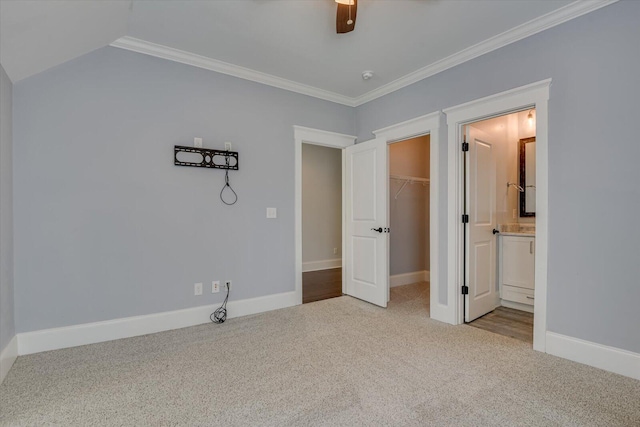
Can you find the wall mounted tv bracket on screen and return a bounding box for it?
[174,145,239,170]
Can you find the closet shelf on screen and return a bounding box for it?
[390,174,429,183]
[390,174,430,199]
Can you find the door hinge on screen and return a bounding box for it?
[462,142,469,152]
[462,214,469,224]
[461,286,469,295]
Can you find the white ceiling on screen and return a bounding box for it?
[1,1,615,104]
[126,0,574,99]
[0,1,130,83]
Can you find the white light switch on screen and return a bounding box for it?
[266,208,277,219]
[194,137,203,148]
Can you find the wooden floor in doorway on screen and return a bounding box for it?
[468,306,533,343]
[303,268,342,304]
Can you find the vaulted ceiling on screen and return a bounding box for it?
[0,1,616,105]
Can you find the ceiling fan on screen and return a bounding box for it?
[335,0,357,34]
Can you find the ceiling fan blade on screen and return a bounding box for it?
[336,0,357,34]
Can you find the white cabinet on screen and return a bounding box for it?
[500,235,535,308]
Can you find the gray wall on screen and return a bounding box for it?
[389,136,429,275]
[302,144,342,265]
[356,0,640,353]
[13,47,355,333]
[11,1,640,355]
[0,64,15,353]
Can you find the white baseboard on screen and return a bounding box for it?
[18,291,298,356]
[302,258,342,272]
[546,332,640,380]
[0,335,18,384]
[390,270,429,287]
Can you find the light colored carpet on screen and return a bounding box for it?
[1,282,638,426]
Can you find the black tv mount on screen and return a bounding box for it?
[174,145,239,170]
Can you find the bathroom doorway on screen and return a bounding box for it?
[462,110,537,344]
[387,135,431,311]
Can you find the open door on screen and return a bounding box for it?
[345,137,388,307]
[465,125,498,321]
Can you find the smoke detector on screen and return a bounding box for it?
[362,70,374,81]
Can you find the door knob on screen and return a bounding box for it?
[371,227,383,233]
[492,229,500,235]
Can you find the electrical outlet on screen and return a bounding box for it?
[194,282,203,296]
[194,137,203,148]
[333,247,338,255]
[225,280,231,290]
[224,142,232,151]
[212,280,220,293]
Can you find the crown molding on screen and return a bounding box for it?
[111,1,617,108]
[109,36,356,107]
[352,0,618,106]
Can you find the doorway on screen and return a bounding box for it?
[294,113,441,313]
[462,110,537,344]
[293,126,355,306]
[388,135,431,311]
[444,79,550,351]
[301,143,343,303]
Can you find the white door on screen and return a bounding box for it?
[345,137,388,307]
[465,125,498,321]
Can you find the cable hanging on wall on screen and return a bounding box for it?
[220,153,238,205]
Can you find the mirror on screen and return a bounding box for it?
[519,137,536,217]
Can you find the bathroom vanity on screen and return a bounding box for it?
[498,226,535,313]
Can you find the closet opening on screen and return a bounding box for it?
[388,135,431,310]
[301,143,343,304]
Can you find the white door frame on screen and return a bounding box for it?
[372,111,446,322]
[443,79,551,352]
[293,126,357,304]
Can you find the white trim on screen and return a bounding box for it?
[442,80,551,119]
[374,111,441,142]
[110,2,617,108]
[293,126,356,149]
[110,37,355,107]
[302,258,342,273]
[371,112,446,323]
[546,332,640,380]
[0,335,18,384]
[444,79,550,352]
[17,291,297,356]
[390,270,429,288]
[294,126,357,305]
